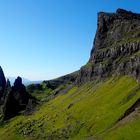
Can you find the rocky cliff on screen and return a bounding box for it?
[0,67,37,120]
[77,9,140,84]
[0,67,6,97]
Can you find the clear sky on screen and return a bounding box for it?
[0,0,140,81]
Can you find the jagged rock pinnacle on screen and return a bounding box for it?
[14,76,22,88]
[5,79,11,89]
[0,66,6,90]
[116,8,132,14]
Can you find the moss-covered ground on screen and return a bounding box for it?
[0,76,140,140]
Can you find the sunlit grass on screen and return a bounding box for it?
[0,76,140,140]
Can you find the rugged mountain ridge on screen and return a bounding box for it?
[44,71,78,89]
[0,67,37,120]
[77,9,140,84]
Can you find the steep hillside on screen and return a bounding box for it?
[0,76,140,140]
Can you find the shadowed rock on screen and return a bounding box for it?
[0,76,37,120]
[12,76,30,105]
[0,66,6,97]
[2,90,20,120]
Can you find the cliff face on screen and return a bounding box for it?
[0,67,6,96]
[0,67,37,120]
[77,9,140,84]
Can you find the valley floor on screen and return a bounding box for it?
[0,76,140,140]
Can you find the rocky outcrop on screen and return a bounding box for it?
[0,67,6,98]
[77,9,140,84]
[0,67,37,120]
[12,77,31,105]
[119,98,140,121]
[2,79,20,120]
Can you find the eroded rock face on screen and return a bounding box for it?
[0,70,37,120]
[77,9,140,84]
[12,76,30,105]
[0,67,6,96]
[2,79,20,120]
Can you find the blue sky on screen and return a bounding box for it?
[0,0,140,80]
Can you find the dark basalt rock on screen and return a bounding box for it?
[2,80,20,119]
[14,76,22,88]
[0,71,37,121]
[0,67,6,97]
[77,9,140,84]
[12,76,30,105]
[0,67,6,87]
[1,79,11,102]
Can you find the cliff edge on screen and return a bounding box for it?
[77,9,140,84]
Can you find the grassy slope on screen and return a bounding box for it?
[0,76,140,140]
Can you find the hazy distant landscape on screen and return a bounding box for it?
[7,76,42,85]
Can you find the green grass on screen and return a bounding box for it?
[29,88,53,100]
[0,76,140,140]
[103,117,140,140]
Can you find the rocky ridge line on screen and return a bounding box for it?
[77,9,140,84]
[0,67,37,120]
